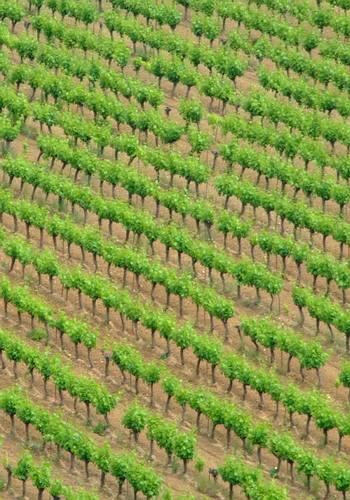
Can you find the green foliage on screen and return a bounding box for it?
[187,125,212,154]
[179,98,203,125]
[0,389,161,497]
[122,403,148,439]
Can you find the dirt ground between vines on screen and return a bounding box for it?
[0,180,347,500]
[1,2,350,498]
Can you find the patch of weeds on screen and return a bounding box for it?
[0,261,8,271]
[58,197,67,213]
[72,212,85,225]
[194,457,205,473]
[309,477,320,498]
[92,422,109,436]
[24,275,35,286]
[162,489,173,500]
[82,174,92,186]
[171,457,179,474]
[196,475,219,496]
[27,442,42,453]
[231,440,238,454]
[248,58,259,71]
[27,328,48,343]
[242,298,254,307]
[22,142,29,155]
[249,349,260,362]
[114,431,126,445]
[22,124,38,140]
[0,478,5,491]
[283,304,289,316]
[244,439,254,456]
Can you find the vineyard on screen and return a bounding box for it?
[2,0,350,498]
